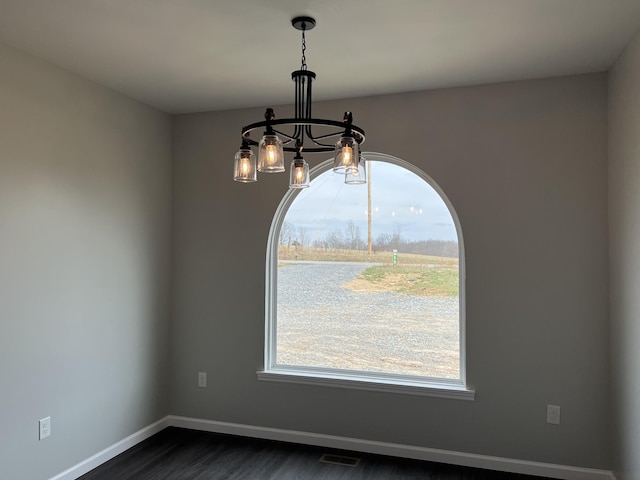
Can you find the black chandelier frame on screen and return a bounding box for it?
[238,16,365,155]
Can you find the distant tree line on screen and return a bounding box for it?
[279,221,458,258]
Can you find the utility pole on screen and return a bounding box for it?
[367,161,373,256]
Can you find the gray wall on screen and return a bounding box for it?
[171,74,610,468]
[0,43,172,480]
[609,29,640,480]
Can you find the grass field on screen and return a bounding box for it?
[279,246,459,297]
[278,245,458,266]
[346,265,458,297]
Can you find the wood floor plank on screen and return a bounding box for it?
[78,427,552,480]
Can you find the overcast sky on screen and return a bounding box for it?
[285,160,458,244]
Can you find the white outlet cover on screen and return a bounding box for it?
[39,417,51,440]
[547,405,561,425]
[198,372,207,388]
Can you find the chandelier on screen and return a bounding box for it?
[233,16,366,188]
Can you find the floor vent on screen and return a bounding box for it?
[319,453,361,467]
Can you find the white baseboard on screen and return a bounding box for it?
[167,415,616,480]
[49,415,616,480]
[49,416,170,480]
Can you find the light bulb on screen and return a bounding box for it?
[333,136,359,173]
[266,145,277,165]
[233,147,256,182]
[289,158,309,188]
[258,134,285,173]
[342,145,353,165]
[240,158,250,175]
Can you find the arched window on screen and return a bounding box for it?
[259,153,472,399]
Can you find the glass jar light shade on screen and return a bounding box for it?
[233,148,257,182]
[289,158,310,189]
[345,156,366,184]
[258,134,285,173]
[333,136,359,173]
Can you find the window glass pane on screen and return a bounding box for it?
[276,159,460,379]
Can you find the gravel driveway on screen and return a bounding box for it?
[277,262,460,379]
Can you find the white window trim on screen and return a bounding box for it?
[259,152,473,400]
[257,368,474,400]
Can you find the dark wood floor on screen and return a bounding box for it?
[78,427,552,480]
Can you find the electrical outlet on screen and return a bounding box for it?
[198,372,207,388]
[547,405,561,425]
[39,417,51,440]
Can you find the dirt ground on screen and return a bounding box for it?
[277,262,460,379]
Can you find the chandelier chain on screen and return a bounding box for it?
[301,30,307,70]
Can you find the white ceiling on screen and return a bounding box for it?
[1,0,640,114]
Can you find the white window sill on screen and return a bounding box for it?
[257,368,475,401]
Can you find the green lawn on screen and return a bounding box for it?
[355,265,459,297]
